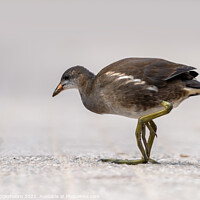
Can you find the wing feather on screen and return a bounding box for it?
[96,58,197,88]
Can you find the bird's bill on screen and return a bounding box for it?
[52,83,63,97]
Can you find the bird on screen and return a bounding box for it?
[52,58,200,165]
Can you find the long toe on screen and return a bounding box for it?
[148,158,160,164]
[111,159,147,165]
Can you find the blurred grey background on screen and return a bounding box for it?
[0,0,200,199]
[1,0,200,155]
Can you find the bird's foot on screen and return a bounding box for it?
[99,158,159,165]
[148,158,160,164]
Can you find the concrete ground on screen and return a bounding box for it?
[0,97,200,200]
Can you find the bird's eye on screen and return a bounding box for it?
[64,75,70,80]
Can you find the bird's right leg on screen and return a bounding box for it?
[146,120,157,157]
[103,118,149,165]
[141,123,149,159]
[100,115,148,165]
[100,120,155,165]
[100,101,172,165]
[139,101,173,163]
[145,120,159,164]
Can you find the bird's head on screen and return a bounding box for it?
[52,67,80,97]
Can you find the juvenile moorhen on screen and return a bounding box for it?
[52,58,200,165]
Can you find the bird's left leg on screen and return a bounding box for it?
[100,101,173,165]
[100,118,148,165]
[140,101,173,163]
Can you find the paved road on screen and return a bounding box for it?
[0,96,200,200]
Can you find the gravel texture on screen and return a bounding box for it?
[0,98,200,200]
[0,154,199,200]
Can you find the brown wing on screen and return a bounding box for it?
[94,58,197,110]
[96,57,197,88]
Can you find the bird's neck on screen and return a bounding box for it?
[76,67,95,95]
[76,67,109,114]
[75,68,95,108]
[76,67,105,114]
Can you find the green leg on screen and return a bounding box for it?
[109,117,150,164]
[141,124,149,158]
[138,101,172,164]
[135,118,148,162]
[147,120,157,157]
[100,158,146,165]
[100,101,173,165]
[145,120,159,164]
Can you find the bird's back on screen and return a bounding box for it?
[92,58,200,118]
